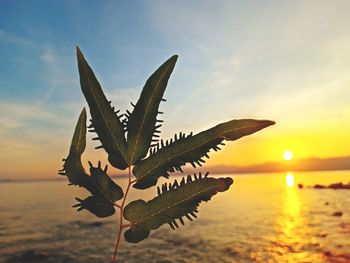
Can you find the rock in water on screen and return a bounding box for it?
[332,211,343,217]
[314,184,326,189]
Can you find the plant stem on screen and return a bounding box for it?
[111,165,133,263]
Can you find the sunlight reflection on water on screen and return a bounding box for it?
[1,171,350,263]
[268,179,324,263]
[285,172,295,188]
[250,172,336,263]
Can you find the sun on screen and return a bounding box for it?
[283,150,293,161]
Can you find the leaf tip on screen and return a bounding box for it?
[164,54,178,68]
[225,177,234,186]
[124,228,150,243]
[171,54,178,61]
[218,177,234,192]
[79,107,87,119]
[76,46,83,57]
[265,120,276,127]
[76,46,87,65]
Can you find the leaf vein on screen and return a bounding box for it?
[129,62,173,163]
[83,65,126,162]
[132,184,218,226]
[138,124,255,180]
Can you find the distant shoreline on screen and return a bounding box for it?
[2,156,350,183]
[1,169,350,183]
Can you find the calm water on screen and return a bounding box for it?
[1,171,350,263]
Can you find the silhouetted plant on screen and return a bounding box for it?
[59,47,275,262]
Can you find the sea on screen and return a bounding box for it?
[1,171,349,263]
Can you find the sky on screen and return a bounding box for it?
[1,1,350,180]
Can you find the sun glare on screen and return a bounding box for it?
[283,150,293,161]
[285,173,295,187]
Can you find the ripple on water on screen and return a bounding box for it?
[1,172,350,263]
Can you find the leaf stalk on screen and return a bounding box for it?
[111,165,134,263]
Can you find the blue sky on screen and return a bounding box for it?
[1,1,350,179]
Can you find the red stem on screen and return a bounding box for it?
[111,165,133,263]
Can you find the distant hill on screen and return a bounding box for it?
[1,156,349,182]
[205,156,350,174]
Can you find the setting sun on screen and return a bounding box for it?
[285,173,295,187]
[283,151,294,161]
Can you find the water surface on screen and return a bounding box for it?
[1,171,349,262]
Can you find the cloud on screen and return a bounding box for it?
[0,101,75,153]
[35,47,77,106]
[149,1,350,110]
[0,101,67,127]
[40,49,56,63]
[105,87,140,113]
[0,29,33,46]
[0,98,86,179]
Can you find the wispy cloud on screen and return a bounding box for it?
[40,48,56,63]
[0,29,33,46]
[36,47,76,106]
[0,101,68,128]
[0,99,85,178]
[149,1,350,115]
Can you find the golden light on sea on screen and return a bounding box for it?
[285,173,295,187]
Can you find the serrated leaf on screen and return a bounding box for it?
[133,119,274,189]
[73,196,115,218]
[126,55,178,164]
[123,173,233,243]
[88,161,124,203]
[71,162,124,218]
[76,47,128,169]
[59,110,123,218]
[59,108,97,195]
